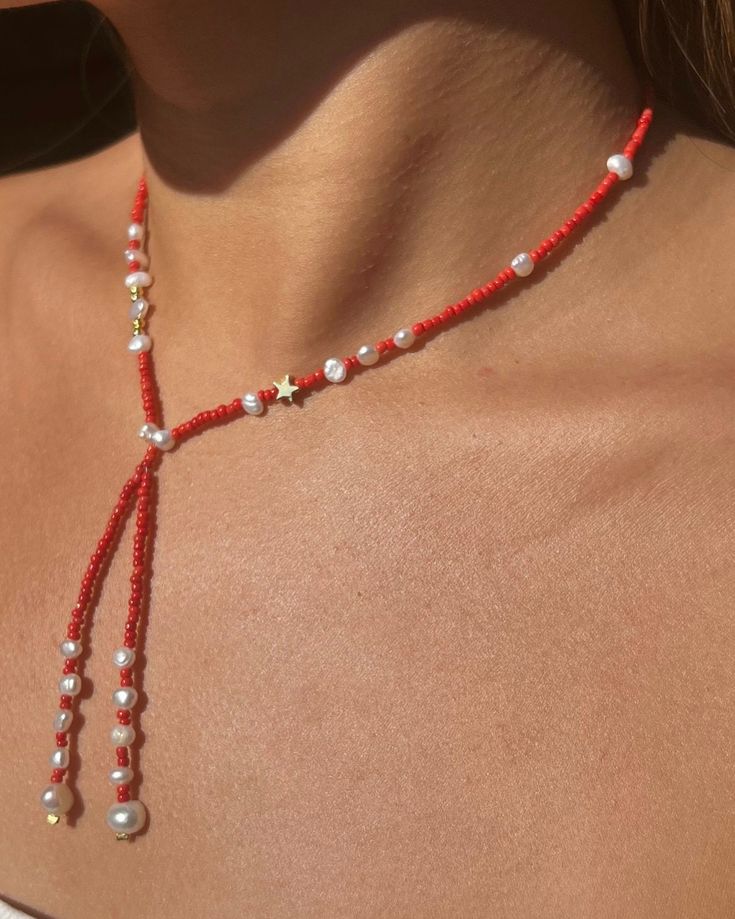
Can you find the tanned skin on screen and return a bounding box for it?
[1,1,734,916]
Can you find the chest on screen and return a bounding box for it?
[1,361,734,918]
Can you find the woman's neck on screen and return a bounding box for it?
[103,0,641,378]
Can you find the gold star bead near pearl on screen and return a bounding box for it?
[274,374,300,403]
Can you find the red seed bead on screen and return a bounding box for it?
[117,790,131,802]
[412,322,424,336]
[56,733,68,746]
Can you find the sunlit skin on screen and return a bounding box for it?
[1,1,734,917]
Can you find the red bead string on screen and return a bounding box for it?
[114,460,156,804]
[138,353,159,425]
[167,105,653,442]
[50,466,144,784]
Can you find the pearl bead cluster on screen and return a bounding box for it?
[125,220,153,356]
[40,467,146,831]
[123,206,177,463]
[41,105,653,836]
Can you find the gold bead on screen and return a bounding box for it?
[273,374,300,403]
[132,319,144,334]
[129,287,139,301]
[115,832,130,841]
[46,813,61,825]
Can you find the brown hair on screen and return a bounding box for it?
[618,0,735,143]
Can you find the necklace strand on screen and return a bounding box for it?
[39,102,653,838]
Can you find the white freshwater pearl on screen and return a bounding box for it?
[59,674,81,696]
[106,800,147,835]
[113,647,136,668]
[357,344,379,366]
[138,422,158,441]
[54,710,74,732]
[607,153,633,180]
[50,748,70,769]
[59,639,82,659]
[111,724,136,746]
[127,223,145,241]
[510,252,534,277]
[242,392,264,415]
[124,248,149,269]
[124,270,153,290]
[128,334,152,354]
[323,357,347,383]
[112,687,138,710]
[150,428,175,451]
[393,328,415,349]
[129,298,149,321]
[40,783,74,815]
[109,766,134,784]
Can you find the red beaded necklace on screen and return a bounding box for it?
[39,102,653,838]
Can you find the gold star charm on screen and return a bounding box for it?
[274,374,299,403]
